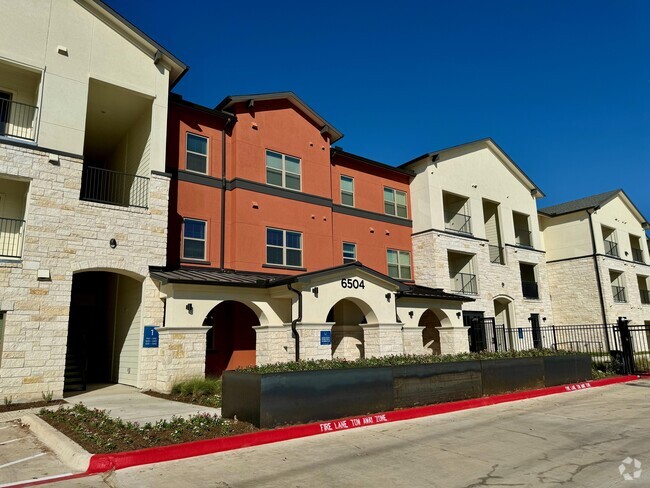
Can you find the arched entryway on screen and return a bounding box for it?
[419,309,442,355]
[65,271,143,391]
[327,298,370,360]
[203,301,259,377]
[494,296,514,350]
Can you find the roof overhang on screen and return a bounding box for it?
[76,0,188,88]
[331,147,415,177]
[215,92,344,143]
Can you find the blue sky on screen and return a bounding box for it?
[108,0,649,221]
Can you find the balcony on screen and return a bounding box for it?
[445,211,472,235]
[450,272,477,295]
[632,248,644,263]
[80,166,149,208]
[0,98,38,141]
[514,227,532,248]
[489,245,505,265]
[641,289,650,305]
[612,285,626,303]
[0,217,25,258]
[604,239,619,257]
[522,281,539,299]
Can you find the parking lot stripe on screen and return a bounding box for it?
[0,438,25,446]
[0,453,46,470]
[0,472,74,488]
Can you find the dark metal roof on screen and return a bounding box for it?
[538,189,622,216]
[150,268,282,287]
[399,284,473,302]
[270,261,407,289]
[331,147,415,177]
[170,94,235,120]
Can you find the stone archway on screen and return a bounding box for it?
[327,298,373,360]
[419,309,442,355]
[203,301,260,377]
[494,296,515,350]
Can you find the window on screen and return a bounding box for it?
[602,226,618,257]
[186,134,208,174]
[387,249,411,280]
[341,176,354,207]
[182,219,206,261]
[610,270,626,303]
[266,150,301,191]
[384,188,408,218]
[343,242,357,263]
[267,228,302,267]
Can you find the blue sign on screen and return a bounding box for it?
[517,328,523,339]
[320,330,332,346]
[143,326,159,348]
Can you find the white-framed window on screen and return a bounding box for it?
[186,133,208,174]
[182,218,207,261]
[340,175,354,207]
[267,228,302,267]
[343,242,357,263]
[384,187,408,218]
[387,249,411,280]
[266,150,301,191]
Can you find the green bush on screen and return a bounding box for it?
[239,348,579,374]
[172,377,221,398]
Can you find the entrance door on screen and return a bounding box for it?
[530,313,542,349]
[464,311,485,352]
[0,91,11,136]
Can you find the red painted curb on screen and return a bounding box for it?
[82,374,639,475]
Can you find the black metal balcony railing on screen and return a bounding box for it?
[522,280,540,299]
[632,248,644,263]
[604,239,618,257]
[640,289,650,305]
[514,227,532,248]
[80,166,149,208]
[489,245,505,265]
[450,272,477,295]
[445,211,472,235]
[0,98,38,141]
[0,217,25,258]
[612,285,626,303]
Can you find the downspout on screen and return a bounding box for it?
[287,283,301,361]
[587,208,610,348]
[220,116,235,270]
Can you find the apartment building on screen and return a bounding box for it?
[539,190,650,327]
[403,139,553,351]
[154,92,471,381]
[0,0,186,400]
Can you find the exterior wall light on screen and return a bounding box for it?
[456,312,462,318]
[385,293,391,302]
[408,311,414,319]
[186,303,193,314]
[312,287,319,297]
[109,238,117,249]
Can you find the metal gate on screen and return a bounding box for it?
[467,317,507,353]
[614,319,650,374]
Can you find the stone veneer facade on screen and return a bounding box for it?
[412,231,554,327]
[0,142,169,401]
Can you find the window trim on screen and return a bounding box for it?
[340,175,355,207]
[387,248,412,280]
[185,132,209,175]
[384,187,408,219]
[182,218,207,261]
[343,241,357,264]
[266,227,303,268]
[266,149,302,192]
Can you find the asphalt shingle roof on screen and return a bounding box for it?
[538,189,621,216]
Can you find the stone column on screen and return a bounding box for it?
[402,327,424,355]
[295,323,334,361]
[437,326,470,355]
[254,325,293,365]
[362,323,404,358]
[155,327,208,392]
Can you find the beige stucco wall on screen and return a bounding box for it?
[0,0,170,169]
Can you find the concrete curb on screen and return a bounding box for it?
[20,414,92,473]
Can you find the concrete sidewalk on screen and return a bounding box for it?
[64,384,221,424]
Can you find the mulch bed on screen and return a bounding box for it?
[0,400,65,413]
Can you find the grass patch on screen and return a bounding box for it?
[240,348,581,374]
[144,377,222,409]
[39,403,256,453]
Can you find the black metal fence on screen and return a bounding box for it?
[0,216,25,258]
[451,272,477,295]
[0,98,38,141]
[80,166,149,208]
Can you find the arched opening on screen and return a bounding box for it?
[327,299,369,360]
[65,271,143,391]
[419,309,442,355]
[203,301,259,377]
[494,297,514,350]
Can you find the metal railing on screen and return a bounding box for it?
[604,239,618,257]
[612,285,626,303]
[521,281,539,299]
[632,248,644,263]
[489,245,505,264]
[0,98,38,141]
[444,211,472,235]
[514,227,532,248]
[450,272,477,294]
[80,166,149,208]
[0,217,25,258]
[640,289,650,305]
